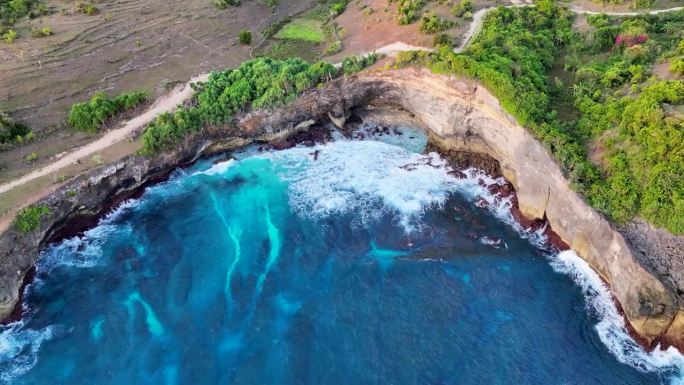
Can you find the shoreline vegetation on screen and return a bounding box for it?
[140,55,378,155]
[392,2,683,234]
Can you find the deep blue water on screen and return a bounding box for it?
[1,127,683,384]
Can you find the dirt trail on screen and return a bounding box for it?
[0,73,208,195]
[2,2,683,232]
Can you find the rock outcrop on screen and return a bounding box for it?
[1,68,683,349]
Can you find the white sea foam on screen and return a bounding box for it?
[196,159,236,176]
[100,198,140,224]
[0,323,57,383]
[551,250,684,383]
[256,140,461,231]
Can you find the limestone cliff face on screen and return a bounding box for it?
[362,69,680,341]
[365,69,684,344]
[240,68,684,345]
[1,68,682,347]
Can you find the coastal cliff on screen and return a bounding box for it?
[1,68,682,349]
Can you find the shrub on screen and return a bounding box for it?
[323,40,342,55]
[394,0,426,24]
[68,90,149,132]
[451,0,472,17]
[670,57,684,75]
[2,28,17,43]
[14,205,50,233]
[432,33,453,48]
[330,0,350,16]
[341,53,379,75]
[419,13,454,34]
[30,27,52,38]
[262,17,291,38]
[0,111,30,144]
[238,29,251,45]
[75,2,99,15]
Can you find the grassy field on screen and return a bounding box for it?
[275,19,325,41]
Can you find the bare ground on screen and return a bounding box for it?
[0,0,315,181]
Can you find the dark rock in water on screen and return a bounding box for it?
[262,124,332,151]
[448,170,468,179]
[479,236,507,249]
[212,154,233,165]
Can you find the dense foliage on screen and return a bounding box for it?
[669,39,684,75]
[68,90,149,132]
[566,11,684,232]
[141,58,335,154]
[141,55,382,154]
[14,204,50,233]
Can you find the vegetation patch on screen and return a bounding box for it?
[391,0,427,24]
[0,111,31,147]
[14,204,50,233]
[75,1,99,15]
[451,0,472,18]
[239,29,251,45]
[275,19,325,42]
[1,0,49,43]
[213,0,240,8]
[68,90,149,133]
[30,26,51,38]
[419,12,454,34]
[341,52,379,74]
[141,55,379,154]
[564,12,684,232]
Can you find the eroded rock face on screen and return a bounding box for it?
[238,68,684,346]
[1,68,682,348]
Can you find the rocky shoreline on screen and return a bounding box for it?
[1,68,683,351]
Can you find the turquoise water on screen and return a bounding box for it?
[1,128,683,384]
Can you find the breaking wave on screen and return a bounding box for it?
[551,250,684,384]
[0,323,57,383]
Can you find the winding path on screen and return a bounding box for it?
[0,2,682,201]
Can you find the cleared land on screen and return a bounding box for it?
[275,19,326,41]
[0,0,315,182]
